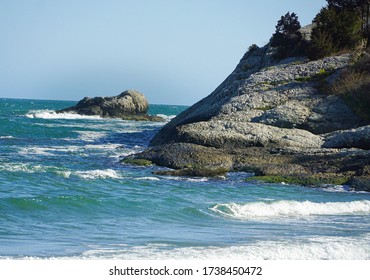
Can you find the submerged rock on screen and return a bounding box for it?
[58,90,164,121]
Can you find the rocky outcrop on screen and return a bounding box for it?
[323,125,370,150]
[58,90,164,121]
[150,48,363,146]
[126,44,370,190]
[133,143,233,177]
[177,121,323,149]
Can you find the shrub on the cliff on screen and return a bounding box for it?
[248,44,259,53]
[330,68,370,120]
[307,29,337,60]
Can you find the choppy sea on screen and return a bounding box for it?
[0,98,369,260]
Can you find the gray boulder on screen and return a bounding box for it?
[323,125,370,150]
[58,90,154,119]
[131,142,233,177]
[177,121,323,150]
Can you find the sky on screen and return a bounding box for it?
[0,0,327,105]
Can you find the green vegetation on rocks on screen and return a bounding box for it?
[246,175,350,186]
[120,158,153,166]
[154,165,229,177]
[329,51,370,120]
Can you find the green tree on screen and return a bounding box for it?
[308,6,363,59]
[327,0,370,33]
[270,12,304,59]
[327,0,359,9]
[308,29,337,59]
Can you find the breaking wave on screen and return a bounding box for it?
[210,200,370,219]
[74,169,121,179]
[0,163,121,180]
[156,114,176,122]
[77,234,370,260]
[25,110,102,120]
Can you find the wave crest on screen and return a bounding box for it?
[25,110,102,120]
[210,200,370,219]
[75,169,121,179]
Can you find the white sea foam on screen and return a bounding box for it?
[5,235,370,260]
[1,163,121,179]
[210,200,370,219]
[77,234,370,260]
[25,110,102,120]
[18,145,84,156]
[186,178,209,182]
[84,144,123,150]
[156,114,176,122]
[55,170,72,178]
[320,185,352,193]
[75,169,121,179]
[0,163,68,175]
[136,177,161,181]
[166,176,209,182]
[76,131,107,142]
[16,143,132,160]
[18,147,56,156]
[0,136,14,139]
[0,163,45,173]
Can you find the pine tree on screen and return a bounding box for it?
[270,12,304,59]
[327,0,370,32]
[308,6,363,59]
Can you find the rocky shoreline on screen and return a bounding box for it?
[123,45,370,191]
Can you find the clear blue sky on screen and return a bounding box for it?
[1,0,327,105]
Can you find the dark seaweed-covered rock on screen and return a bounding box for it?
[126,142,233,177]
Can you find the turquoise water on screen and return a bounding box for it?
[0,98,369,259]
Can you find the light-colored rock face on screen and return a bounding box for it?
[116,90,149,114]
[323,125,370,150]
[59,89,149,118]
[151,45,363,146]
[177,121,323,150]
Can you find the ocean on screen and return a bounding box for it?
[0,98,369,260]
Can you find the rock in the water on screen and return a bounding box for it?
[58,90,163,121]
[133,143,233,176]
